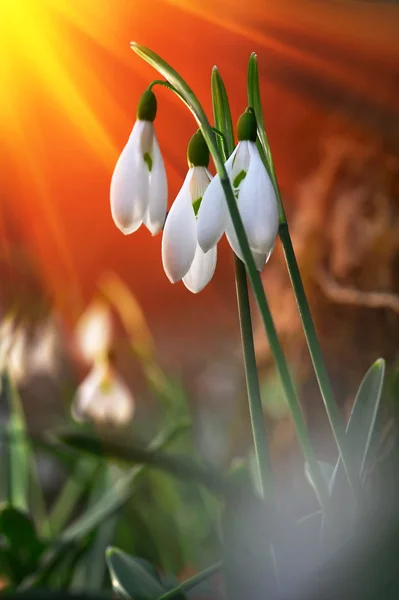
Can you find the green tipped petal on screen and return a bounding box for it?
[137,90,157,122]
[187,131,210,168]
[237,109,257,142]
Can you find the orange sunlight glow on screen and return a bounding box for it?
[1,0,398,332]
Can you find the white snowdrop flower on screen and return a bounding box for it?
[72,361,134,427]
[110,90,167,235]
[75,300,113,364]
[197,109,279,271]
[162,131,217,293]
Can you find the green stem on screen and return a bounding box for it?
[234,257,272,499]
[279,223,358,499]
[211,67,272,501]
[156,562,221,600]
[235,265,329,509]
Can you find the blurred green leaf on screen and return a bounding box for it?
[0,373,29,512]
[221,474,278,600]
[54,429,229,497]
[80,467,119,591]
[0,373,49,537]
[305,460,335,506]
[60,467,141,545]
[0,505,44,583]
[106,547,165,600]
[330,358,386,498]
[49,459,99,536]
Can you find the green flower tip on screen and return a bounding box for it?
[137,89,157,122]
[187,130,209,167]
[237,109,257,142]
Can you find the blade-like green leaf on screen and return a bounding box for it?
[55,430,229,496]
[1,373,29,511]
[0,505,45,583]
[49,459,99,536]
[106,547,165,600]
[330,358,386,500]
[305,460,335,506]
[211,66,235,157]
[80,467,119,591]
[0,373,49,537]
[247,53,284,222]
[60,467,140,545]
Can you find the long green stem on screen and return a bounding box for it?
[234,257,272,498]
[156,562,221,600]
[234,265,329,509]
[279,224,357,498]
[211,68,272,500]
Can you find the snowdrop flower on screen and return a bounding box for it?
[110,89,167,235]
[162,131,217,293]
[197,109,279,271]
[75,300,113,364]
[72,360,134,427]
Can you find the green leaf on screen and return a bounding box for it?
[1,373,29,511]
[0,505,45,583]
[60,467,140,545]
[247,53,285,222]
[304,460,335,506]
[211,66,235,157]
[55,429,228,497]
[80,467,119,591]
[49,459,99,535]
[330,358,386,499]
[0,373,49,537]
[106,547,166,600]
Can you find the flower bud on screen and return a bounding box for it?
[187,131,210,168]
[236,109,257,142]
[136,89,157,122]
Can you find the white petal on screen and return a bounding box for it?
[162,170,197,283]
[225,219,267,271]
[183,244,217,293]
[189,166,212,203]
[237,143,279,254]
[196,149,237,253]
[71,363,134,426]
[110,120,149,235]
[231,140,251,185]
[144,131,168,235]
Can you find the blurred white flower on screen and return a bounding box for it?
[72,361,134,427]
[75,300,113,364]
[162,166,216,293]
[28,320,58,374]
[197,111,279,271]
[0,317,26,382]
[110,90,167,235]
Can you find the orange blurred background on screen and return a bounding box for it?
[1,0,399,363]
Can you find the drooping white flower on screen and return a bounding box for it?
[75,300,113,364]
[197,110,279,271]
[72,361,134,427]
[110,90,167,235]
[162,131,217,294]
